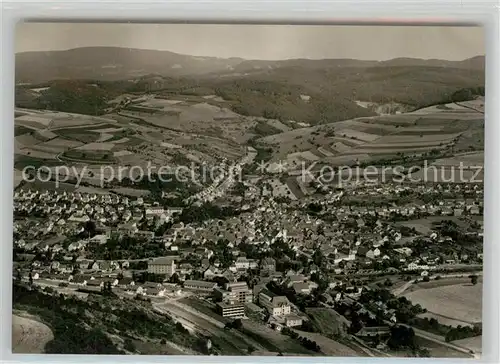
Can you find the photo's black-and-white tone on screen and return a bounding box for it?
[12,23,484,358]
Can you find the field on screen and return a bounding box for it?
[111,187,151,197]
[257,106,483,166]
[12,314,54,353]
[452,335,482,354]
[16,114,53,129]
[413,337,471,359]
[432,152,484,167]
[14,94,483,179]
[408,167,484,183]
[394,216,483,235]
[404,282,482,325]
[15,125,35,136]
[305,307,350,337]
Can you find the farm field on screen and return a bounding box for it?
[75,142,116,151]
[257,106,483,164]
[404,282,482,325]
[408,167,484,183]
[111,187,151,197]
[16,114,53,129]
[452,335,482,354]
[432,152,484,167]
[417,312,473,328]
[413,337,471,359]
[14,155,63,170]
[405,277,481,294]
[15,125,35,136]
[395,216,483,235]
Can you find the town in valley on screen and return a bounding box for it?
[12,23,485,358]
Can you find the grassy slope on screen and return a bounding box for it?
[12,283,202,355]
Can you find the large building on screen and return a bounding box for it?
[258,289,291,317]
[147,257,176,276]
[214,281,253,303]
[225,281,253,303]
[216,302,245,318]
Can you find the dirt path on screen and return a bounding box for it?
[12,314,54,353]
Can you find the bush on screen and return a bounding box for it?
[124,338,136,352]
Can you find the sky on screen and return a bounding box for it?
[16,23,484,61]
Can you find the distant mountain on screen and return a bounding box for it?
[15,46,485,84]
[15,47,244,84]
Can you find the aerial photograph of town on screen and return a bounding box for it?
[12,23,484,358]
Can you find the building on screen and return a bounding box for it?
[89,234,108,245]
[258,289,291,316]
[146,207,165,217]
[260,257,276,273]
[292,282,311,295]
[183,280,217,292]
[216,302,245,318]
[147,257,176,276]
[225,281,253,303]
[235,256,250,270]
[355,326,391,338]
[285,315,303,328]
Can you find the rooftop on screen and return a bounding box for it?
[149,256,176,265]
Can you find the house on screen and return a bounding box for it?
[148,257,176,276]
[258,289,291,317]
[118,277,135,287]
[292,282,311,295]
[71,275,88,286]
[284,274,306,288]
[222,269,235,282]
[183,280,217,292]
[88,261,100,271]
[203,266,218,280]
[285,315,303,328]
[179,263,194,275]
[355,326,391,338]
[147,286,168,297]
[260,257,276,273]
[86,279,104,288]
[90,234,108,245]
[366,249,375,259]
[469,205,480,215]
[99,261,117,272]
[235,256,250,270]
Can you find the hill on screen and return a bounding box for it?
[15,47,244,84]
[12,283,207,355]
[15,46,484,84]
[15,47,485,126]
